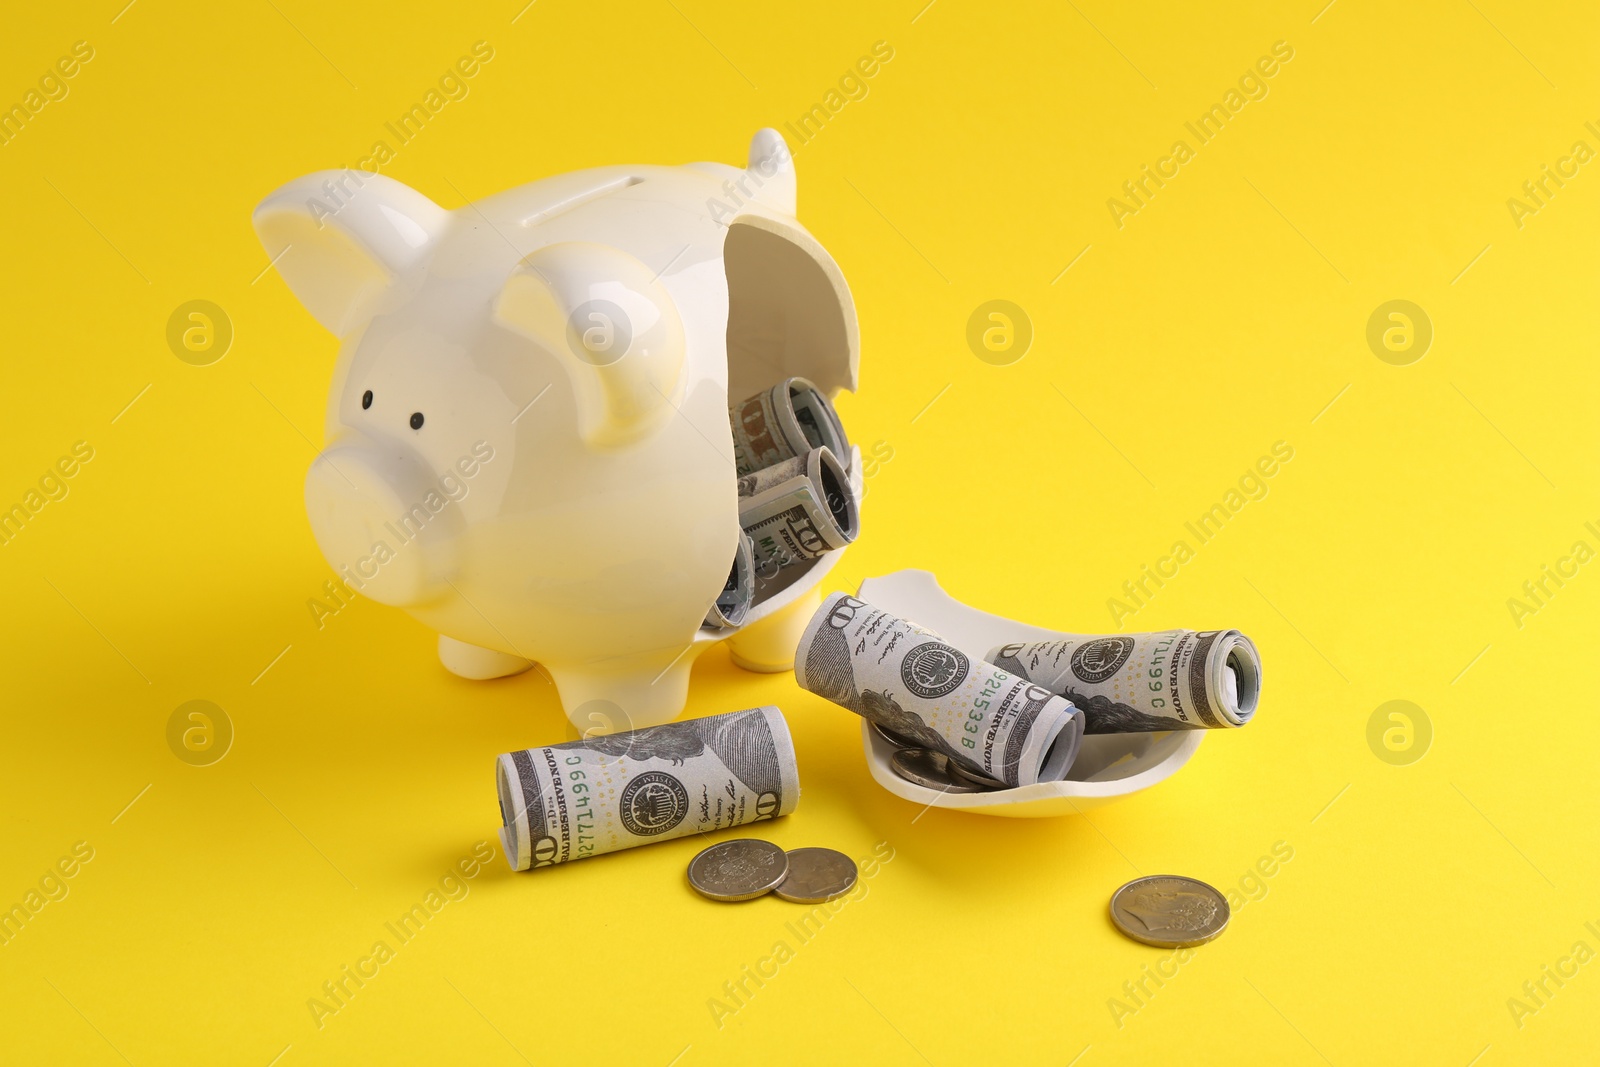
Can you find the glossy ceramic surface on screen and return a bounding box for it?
[855,570,1204,816]
[253,130,858,728]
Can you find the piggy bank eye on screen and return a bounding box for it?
[410,412,425,430]
[361,390,373,410]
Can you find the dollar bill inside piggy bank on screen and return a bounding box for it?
[253,129,858,730]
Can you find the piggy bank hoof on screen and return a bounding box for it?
[439,635,536,680]
[549,652,697,733]
[726,586,823,673]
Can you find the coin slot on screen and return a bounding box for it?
[519,175,644,227]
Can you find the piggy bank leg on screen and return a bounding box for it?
[438,634,535,680]
[546,647,696,732]
[726,587,823,673]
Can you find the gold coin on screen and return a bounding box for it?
[889,748,984,793]
[1109,875,1230,948]
[774,847,857,904]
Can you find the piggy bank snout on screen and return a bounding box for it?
[305,443,460,607]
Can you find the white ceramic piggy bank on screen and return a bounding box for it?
[254,129,859,730]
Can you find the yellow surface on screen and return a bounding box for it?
[2,2,1597,1063]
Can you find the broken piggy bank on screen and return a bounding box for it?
[253,129,859,730]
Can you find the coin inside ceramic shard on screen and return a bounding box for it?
[945,756,1006,790]
[871,721,920,749]
[1109,875,1230,948]
[889,748,985,794]
[774,847,858,904]
[687,839,789,902]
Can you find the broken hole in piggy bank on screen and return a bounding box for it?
[254,128,859,730]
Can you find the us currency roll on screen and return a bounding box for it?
[739,446,858,573]
[986,630,1261,733]
[795,593,1084,788]
[703,532,756,629]
[496,705,800,871]
[729,376,849,476]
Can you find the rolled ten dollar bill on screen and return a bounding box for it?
[738,446,858,573]
[496,705,800,871]
[795,593,1084,788]
[986,630,1261,733]
[729,376,850,476]
[703,532,756,629]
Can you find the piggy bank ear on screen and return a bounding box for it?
[252,172,450,335]
[493,242,686,448]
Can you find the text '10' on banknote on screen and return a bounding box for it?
[496,705,800,871]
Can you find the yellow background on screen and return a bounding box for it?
[3,1,1597,1063]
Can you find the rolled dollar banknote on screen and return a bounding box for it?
[739,446,858,573]
[703,532,756,629]
[496,705,800,871]
[795,593,1084,788]
[729,376,850,476]
[986,631,1261,733]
